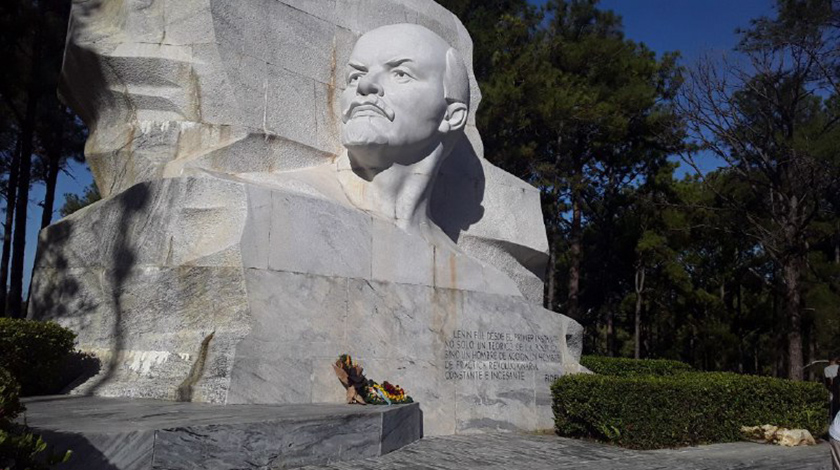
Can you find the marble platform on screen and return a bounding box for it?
[22,396,422,470]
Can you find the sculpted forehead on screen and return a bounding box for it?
[350,24,451,72]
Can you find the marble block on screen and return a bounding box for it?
[23,396,421,470]
[57,0,549,303]
[30,175,583,435]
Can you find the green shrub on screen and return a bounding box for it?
[0,368,22,424]
[0,319,76,396]
[0,367,72,469]
[580,355,693,377]
[552,371,828,449]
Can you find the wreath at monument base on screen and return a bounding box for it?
[332,354,413,405]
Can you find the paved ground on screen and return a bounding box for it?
[301,432,831,470]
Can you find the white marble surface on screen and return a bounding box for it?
[30,175,582,434]
[58,0,549,301]
[29,0,584,435]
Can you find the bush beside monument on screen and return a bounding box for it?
[553,356,827,449]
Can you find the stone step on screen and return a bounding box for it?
[20,396,422,470]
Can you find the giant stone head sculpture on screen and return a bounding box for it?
[55,0,550,303]
[28,0,584,438]
[340,24,470,173]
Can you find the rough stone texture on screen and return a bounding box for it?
[296,433,833,470]
[30,175,582,435]
[58,0,548,304]
[29,0,584,436]
[22,396,421,470]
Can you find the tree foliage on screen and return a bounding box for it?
[679,0,840,379]
[0,0,87,318]
[443,0,840,379]
[59,183,100,218]
[0,0,837,381]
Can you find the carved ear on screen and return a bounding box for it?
[438,102,468,134]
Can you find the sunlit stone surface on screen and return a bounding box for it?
[29,0,584,435]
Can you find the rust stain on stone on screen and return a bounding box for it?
[191,67,203,122]
[103,123,137,198]
[326,35,338,146]
[176,330,215,402]
[449,253,457,288]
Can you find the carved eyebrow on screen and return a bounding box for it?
[348,61,367,71]
[385,58,414,67]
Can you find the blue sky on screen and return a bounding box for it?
[528,0,774,177]
[596,0,774,62]
[20,1,777,291]
[532,0,774,60]
[593,0,775,176]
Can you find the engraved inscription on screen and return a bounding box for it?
[443,329,562,381]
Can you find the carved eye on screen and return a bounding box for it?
[348,73,362,85]
[393,69,413,82]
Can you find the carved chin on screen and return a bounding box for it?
[341,120,390,148]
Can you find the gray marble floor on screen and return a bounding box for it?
[299,432,831,470]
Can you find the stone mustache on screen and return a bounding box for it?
[29,0,583,435]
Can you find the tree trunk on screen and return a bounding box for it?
[606,310,615,357]
[782,255,805,381]
[807,319,816,382]
[689,326,697,368]
[737,283,744,373]
[24,116,65,309]
[39,114,63,229]
[8,7,44,318]
[634,264,645,359]
[9,113,36,318]
[567,184,582,320]
[0,136,21,317]
[39,158,59,228]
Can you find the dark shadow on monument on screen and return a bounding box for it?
[430,134,485,242]
[26,213,107,398]
[44,3,153,394]
[30,183,151,395]
[86,184,150,394]
[28,221,85,321]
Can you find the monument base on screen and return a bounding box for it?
[22,396,421,470]
[29,176,584,436]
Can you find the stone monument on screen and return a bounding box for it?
[29,0,584,435]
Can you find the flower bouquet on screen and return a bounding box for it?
[333,354,413,405]
[363,380,413,405]
[332,354,368,404]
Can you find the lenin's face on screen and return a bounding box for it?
[340,24,452,168]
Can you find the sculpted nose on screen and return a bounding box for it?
[357,73,383,96]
